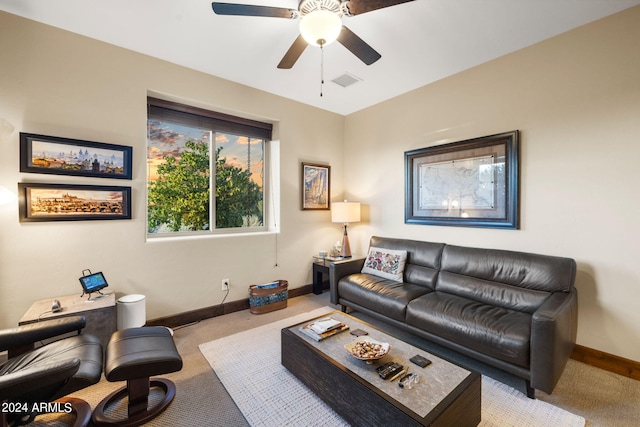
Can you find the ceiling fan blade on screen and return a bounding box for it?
[337,26,381,66]
[212,2,296,18]
[277,35,308,69]
[344,0,415,16]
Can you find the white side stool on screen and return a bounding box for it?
[116,294,146,330]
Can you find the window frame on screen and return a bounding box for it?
[146,97,273,238]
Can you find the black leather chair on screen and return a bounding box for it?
[0,316,103,427]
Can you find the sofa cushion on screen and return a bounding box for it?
[361,246,407,281]
[437,271,551,314]
[440,245,576,293]
[369,237,445,290]
[338,273,432,322]
[406,292,531,368]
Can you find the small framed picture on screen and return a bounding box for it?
[18,183,132,222]
[301,162,330,210]
[20,132,133,179]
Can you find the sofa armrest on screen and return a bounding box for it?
[530,288,578,393]
[329,258,365,305]
[0,316,87,353]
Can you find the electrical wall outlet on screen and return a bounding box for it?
[222,278,230,291]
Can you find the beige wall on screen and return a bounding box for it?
[0,11,345,327]
[344,6,640,361]
[2,6,639,363]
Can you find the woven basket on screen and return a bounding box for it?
[249,280,288,314]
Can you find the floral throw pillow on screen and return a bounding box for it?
[361,246,408,281]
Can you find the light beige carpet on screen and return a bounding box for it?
[199,307,585,427]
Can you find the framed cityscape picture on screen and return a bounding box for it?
[20,132,133,179]
[405,131,519,229]
[18,183,132,222]
[301,162,330,210]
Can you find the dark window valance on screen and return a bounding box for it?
[148,97,272,141]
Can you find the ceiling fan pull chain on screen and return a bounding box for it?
[320,43,325,97]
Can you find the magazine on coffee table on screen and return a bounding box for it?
[299,317,349,341]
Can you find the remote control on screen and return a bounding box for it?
[376,361,396,376]
[377,362,404,379]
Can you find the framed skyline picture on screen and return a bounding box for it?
[301,162,330,210]
[20,132,133,179]
[18,183,132,222]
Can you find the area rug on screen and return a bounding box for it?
[199,307,585,427]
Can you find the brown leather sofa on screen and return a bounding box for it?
[330,236,578,397]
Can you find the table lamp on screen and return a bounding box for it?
[331,201,361,258]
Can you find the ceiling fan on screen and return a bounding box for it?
[211,0,415,69]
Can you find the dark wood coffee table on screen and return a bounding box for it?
[281,311,481,426]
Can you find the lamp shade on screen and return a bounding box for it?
[299,10,342,47]
[331,201,361,223]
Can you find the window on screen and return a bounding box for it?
[147,97,273,236]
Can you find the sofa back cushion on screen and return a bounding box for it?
[369,236,445,290]
[438,245,577,313]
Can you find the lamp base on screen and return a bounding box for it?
[340,225,352,258]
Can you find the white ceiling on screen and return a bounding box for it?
[2,0,639,115]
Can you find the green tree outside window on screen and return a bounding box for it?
[148,139,264,233]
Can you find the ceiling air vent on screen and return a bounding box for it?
[331,72,362,88]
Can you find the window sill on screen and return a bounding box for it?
[145,229,278,243]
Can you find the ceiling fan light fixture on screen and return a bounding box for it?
[299,9,342,47]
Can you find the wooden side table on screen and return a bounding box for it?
[19,292,117,348]
[312,256,351,295]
